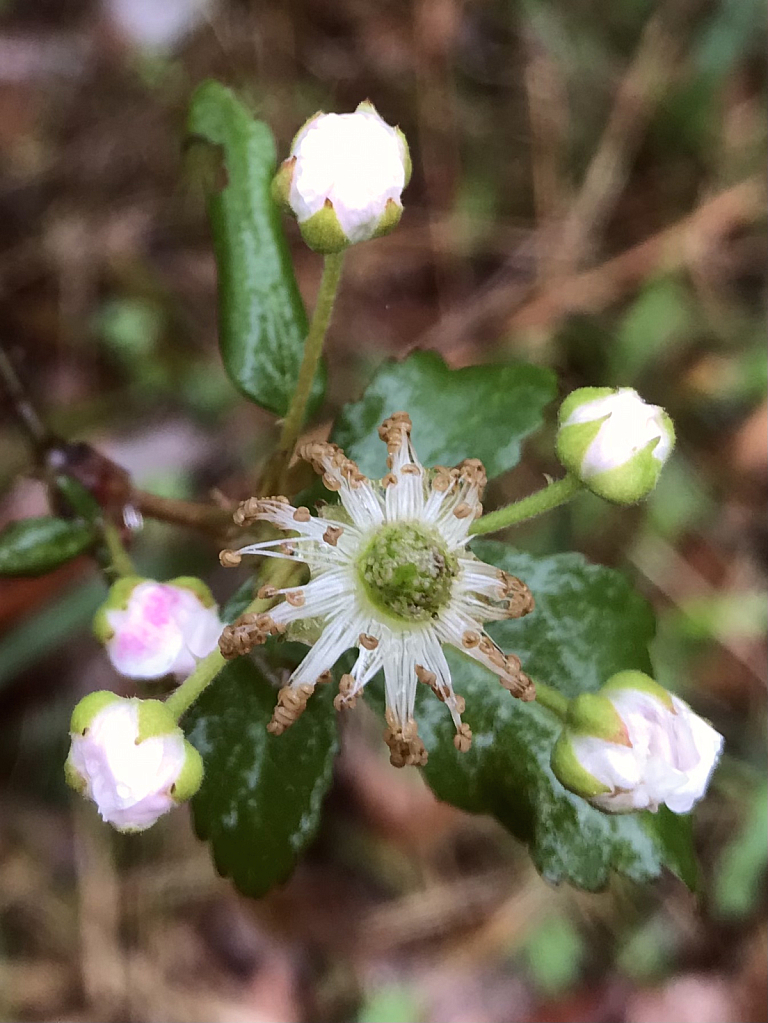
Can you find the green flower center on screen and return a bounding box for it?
[356,522,458,622]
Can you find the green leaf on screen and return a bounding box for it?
[411,540,695,890]
[0,517,95,577]
[187,81,324,417]
[332,350,556,480]
[184,655,338,898]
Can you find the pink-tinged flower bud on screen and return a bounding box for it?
[94,577,222,680]
[551,671,723,814]
[65,693,203,832]
[272,101,410,253]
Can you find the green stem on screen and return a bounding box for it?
[268,251,345,494]
[165,558,298,721]
[102,522,136,578]
[164,646,226,720]
[533,681,570,721]
[470,474,583,536]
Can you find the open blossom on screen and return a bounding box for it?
[551,671,723,813]
[94,577,222,681]
[65,692,203,831]
[556,387,675,504]
[219,413,536,767]
[272,102,410,252]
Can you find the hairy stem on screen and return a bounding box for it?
[470,474,582,536]
[165,558,297,721]
[264,251,345,494]
[533,681,570,722]
[101,522,136,578]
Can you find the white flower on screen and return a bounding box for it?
[95,577,223,681]
[556,387,675,504]
[552,672,723,814]
[221,413,536,767]
[65,693,203,831]
[272,102,410,252]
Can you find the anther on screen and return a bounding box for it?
[316,670,333,685]
[334,673,358,710]
[461,630,481,649]
[219,549,242,568]
[267,684,314,735]
[401,463,421,475]
[322,473,342,492]
[323,525,343,546]
[279,541,296,555]
[286,590,305,607]
[415,664,437,687]
[453,723,472,753]
[359,633,379,650]
[382,472,398,487]
[453,502,472,519]
[293,506,311,522]
[257,584,277,600]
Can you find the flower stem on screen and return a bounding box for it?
[101,521,136,578]
[266,251,345,494]
[165,558,298,721]
[533,682,570,721]
[470,474,583,536]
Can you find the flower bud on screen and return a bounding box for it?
[65,693,203,831]
[94,576,222,680]
[556,387,675,504]
[551,671,723,814]
[272,101,410,253]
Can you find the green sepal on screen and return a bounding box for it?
[602,670,676,713]
[551,733,612,799]
[567,692,631,744]
[555,416,605,477]
[64,753,87,794]
[552,736,613,797]
[270,156,295,212]
[557,386,615,425]
[299,200,349,253]
[70,690,122,735]
[355,99,379,115]
[291,110,323,150]
[586,437,663,504]
[172,742,205,803]
[372,197,403,239]
[395,126,412,186]
[168,576,216,609]
[135,699,179,742]
[93,575,145,642]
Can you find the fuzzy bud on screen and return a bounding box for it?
[272,101,410,253]
[94,576,222,680]
[551,671,723,814]
[556,387,675,504]
[65,693,203,832]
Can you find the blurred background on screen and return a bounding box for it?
[0,1,766,1020]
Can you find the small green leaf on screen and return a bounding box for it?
[0,517,95,577]
[412,541,696,890]
[332,350,556,480]
[184,656,338,898]
[187,81,324,417]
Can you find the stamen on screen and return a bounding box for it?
[286,590,305,607]
[267,684,315,735]
[219,549,242,568]
[401,462,421,475]
[323,525,343,546]
[257,584,277,599]
[382,472,398,487]
[293,506,311,522]
[219,612,284,659]
[316,670,333,685]
[453,723,472,753]
[333,672,358,710]
[359,633,379,650]
[453,502,472,519]
[383,708,428,768]
[461,630,481,649]
[499,656,536,701]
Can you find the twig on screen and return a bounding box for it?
[0,342,49,448]
[131,489,234,535]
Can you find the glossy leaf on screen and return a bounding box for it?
[332,350,556,479]
[185,658,337,897]
[184,582,338,897]
[0,517,95,577]
[409,541,695,890]
[187,81,324,417]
